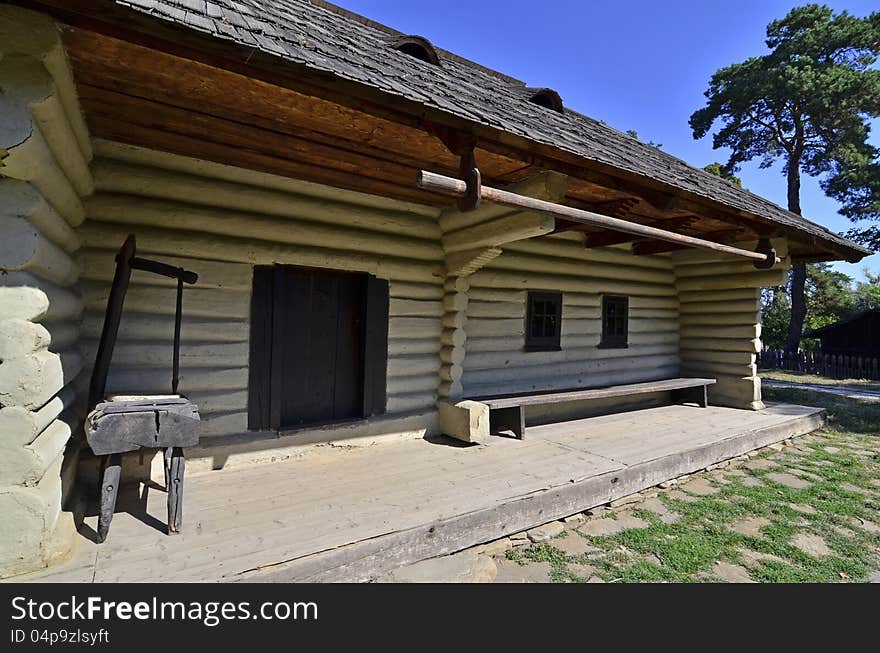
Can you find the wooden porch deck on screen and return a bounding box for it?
[18,403,824,583]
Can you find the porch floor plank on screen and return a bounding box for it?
[13,403,824,583]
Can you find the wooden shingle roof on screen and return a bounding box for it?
[63,0,875,261]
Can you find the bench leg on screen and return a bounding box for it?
[491,406,525,439]
[166,446,185,534]
[97,453,122,543]
[673,386,708,407]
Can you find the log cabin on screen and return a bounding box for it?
[0,0,871,578]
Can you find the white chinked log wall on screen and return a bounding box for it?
[672,240,790,409]
[462,234,682,423]
[0,7,91,576]
[76,139,446,471]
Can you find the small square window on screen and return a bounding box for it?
[525,291,562,351]
[600,295,628,348]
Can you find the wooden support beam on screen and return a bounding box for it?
[632,230,742,256]
[583,217,696,248]
[419,171,781,266]
[442,212,555,253]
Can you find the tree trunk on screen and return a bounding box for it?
[786,262,807,354]
[784,153,806,355]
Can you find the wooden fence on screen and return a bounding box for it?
[757,349,880,380]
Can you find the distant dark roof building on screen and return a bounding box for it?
[805,309,880,356]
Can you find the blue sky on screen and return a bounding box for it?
[340,0,879,281]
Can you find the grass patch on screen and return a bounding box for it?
[501,386,880,583]
[760,370,880,391]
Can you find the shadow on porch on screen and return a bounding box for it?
[16,403,824,583]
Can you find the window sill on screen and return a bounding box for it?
[598,341,628,349]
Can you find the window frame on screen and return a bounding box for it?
[524,291,563,352]
[599,294,629,349]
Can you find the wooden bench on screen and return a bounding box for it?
[471,377,717,440]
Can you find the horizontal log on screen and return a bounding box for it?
[0,272,83,322]
[466,301,525,319]
[43,321,80,352]
[0,418,71,487]
[387,339,441,356]
[678,298,760,315]
[463,366,681,398]
[1,120,85,226]
[387,354,441,378]
[463,354,680,385]
[679,313,757,326]
[90,159,441,239]
[80,282,250,319]
[629,308,679,319]
[386,391,438,414]
[388,374,440,395]
[85,193,442,261]
[678,337,761,353]
[0,216,79,285]
[466,288,525,303]
[196,411,249,439]
[463,344,678,369]
[443,212,555,253]
[489,250,674,285]
[676,271,787,292]
[468,269,677,297]
[77,247,253,291]
[674,260,770,278]
[0,384,77,448]
[0,319,50,358]
[681,361,757,378]
[80,311,249,343]
[441,311,467,329]
[105,366,248,394]
[505,234,674,271]
[0,348,81,410]
[465,331,679,352]
[390,281,444,301]
[0,179,80,252]
[81,340,249,369]
[388,317,442,340]
[679,349,755,365]
[79,222,443,283]
[706,375,761,406]
[92,139,439,218]
[184,389,249,416]
[468,284,679,309]
[389,298,444,317]
[680,324,761,340]
[678,288,759,305]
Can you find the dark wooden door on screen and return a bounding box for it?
[248,265,388,431]
[273,265,365,428]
